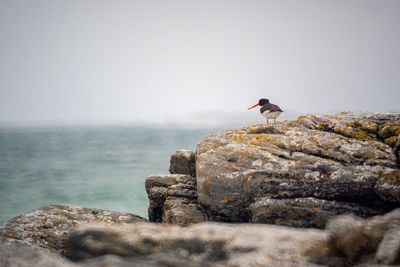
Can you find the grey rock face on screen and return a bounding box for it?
[336,111,400,125]
[307,208,400,266]
[375,169,400,203]
[65,222,326,266]
[162,196,208,225]
[0,204,146,254]
[249,197,385,228]
[196,112,400,227]
[169,149,196,177]
[145,174,207,224]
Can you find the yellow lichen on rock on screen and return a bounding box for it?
[378,170,400,184]
[384,135,399,147]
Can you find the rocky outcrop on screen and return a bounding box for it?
[144,112,400,227]
[0,204,146,255]
[195,112,400,226]
[65,222,326,266]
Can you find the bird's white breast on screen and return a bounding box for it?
[262,111,282,119]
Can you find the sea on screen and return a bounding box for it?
[0,125,219,225]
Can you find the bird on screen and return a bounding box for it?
[248,98,283,123]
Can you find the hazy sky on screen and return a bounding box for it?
[1,1,399,126]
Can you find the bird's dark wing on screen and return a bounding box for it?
[261,103,283,113]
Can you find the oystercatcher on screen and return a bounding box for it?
[248,98,283,123]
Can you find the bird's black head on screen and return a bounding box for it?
[259,99,269,106]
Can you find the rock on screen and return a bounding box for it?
[2,208,398,267]
[162,197,208,225]
[0,204,146,254]
[307,208,400,266]
[395,136,400,168]
[78,254,175,267]
[375,169,400,203]
[145,175,207,224]
[65,228,149,261]
[335,111,400,125]
[375,226,400,264]
[0,237,185,267]
[65,222,327,266]
[196,112,400,227]
[0,242,77,267]
[249,197,385,228]
[169,149,196,177]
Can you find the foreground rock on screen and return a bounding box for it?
[195,112,400,226]
[0,204,146,254]
[0,243,77,267]
[307,208,400,266]
[65,222,326,266]
[1,207,400,266]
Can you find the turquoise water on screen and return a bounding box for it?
[0,125,217,225]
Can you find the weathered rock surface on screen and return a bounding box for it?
[65,222,326,266]
[196,112,400,226]
[0,204,146,255]
[0,242,78,267]
[2,208,399,266]
[249,197,386,228]
[169,149,196,177]
[145,174,207,224]
[307,208,400,266]
[78,254,173,267]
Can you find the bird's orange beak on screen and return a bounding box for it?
[248,103,259,110]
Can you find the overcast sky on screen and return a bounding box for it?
[1,1,399,127]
